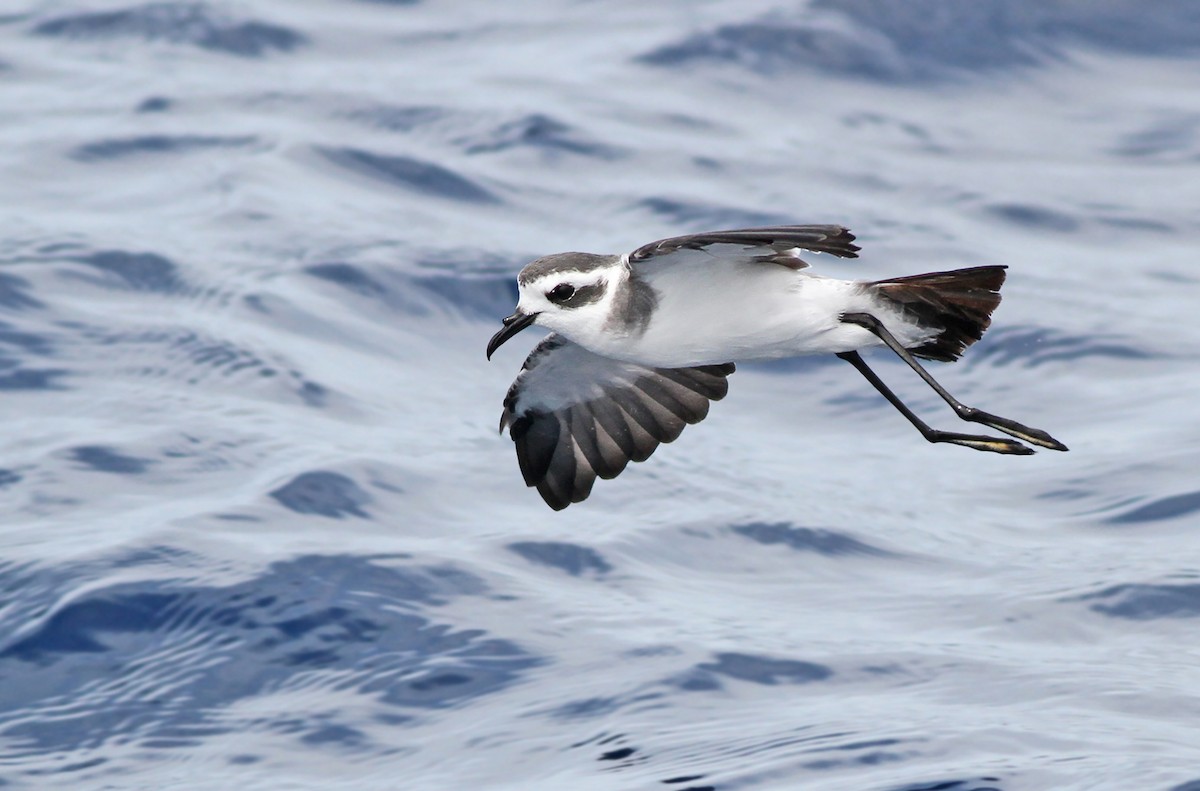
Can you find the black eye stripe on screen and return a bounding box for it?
[546,280,605,308]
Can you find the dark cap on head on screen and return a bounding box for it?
[518,252,619,286]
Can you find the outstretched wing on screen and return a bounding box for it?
[628,225,859,271]
[500,334,735,511]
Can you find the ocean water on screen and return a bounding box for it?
[1,1,1199,789]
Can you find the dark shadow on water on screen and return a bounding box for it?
[549,697,625,720]
[599,745,638,762]
[71,134,257,162]
[639,21,906,81]
[346,107,622,160]
[507,541,613,577]
[33,3,307,57]
[1071,583,1200,620]
[1104,490,1200,524]
[71,250,186,293]
[317,146,498,204]
[269,471,374,518]
[4,594,177,656]
[840,111,947,153]
[0,318,65,391]
[0,367,69,390]
[1095,215,1175,234]
[0,273,44,310]
[343,104,448,132]
[884,780,1004,791]
[0,321,54,356]
[696,653,833,686]
[662,777,713,791]
[984,203,1080,233]
[570,733,715,790]
[639,0,1200,82]
[1111,113,1200,160]
[69,445,153,474]
[304,262,388,298]
[300,723,369,748]
[136,96,172,112]
[304,262,440,317]
[731,522,894,557]
[460,113,624,159]
[572,733,647,772]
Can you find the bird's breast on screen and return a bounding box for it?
[588,270,874,366]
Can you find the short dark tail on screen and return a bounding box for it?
[871,265,1007,362]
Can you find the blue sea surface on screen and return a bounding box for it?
[2,2,1199,789]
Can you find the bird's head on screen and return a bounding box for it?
[486,253,621,359]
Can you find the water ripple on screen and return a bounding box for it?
[731,522,895,557]
[1071,582,1200,620]
[3,1,1198,787]
[507,541,614,577]
[964,325,1155,368]
[0,554,541,765]
[269,471,375,519]
[33,2,306,57]
[638,197,789,230]
[459,114,624,159]
[640,0,1200,82]
[70,250,187,294]
[1105,490,1200,524]
[71,134,258,163]
[317,146,499,203]
[69,445,154,474]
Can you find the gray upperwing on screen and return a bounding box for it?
[500,334,735,511]
[628,225,860,270]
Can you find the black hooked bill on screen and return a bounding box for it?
[486,311,538,359]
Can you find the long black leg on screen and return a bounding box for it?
[836,351,1034,454]
[841,312,1068,451]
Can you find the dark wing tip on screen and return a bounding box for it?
[827,226,860,258]
[776,225,859,258]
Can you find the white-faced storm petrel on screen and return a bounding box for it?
[487,225,1067,510]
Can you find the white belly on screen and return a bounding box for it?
[590,266,935,368]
